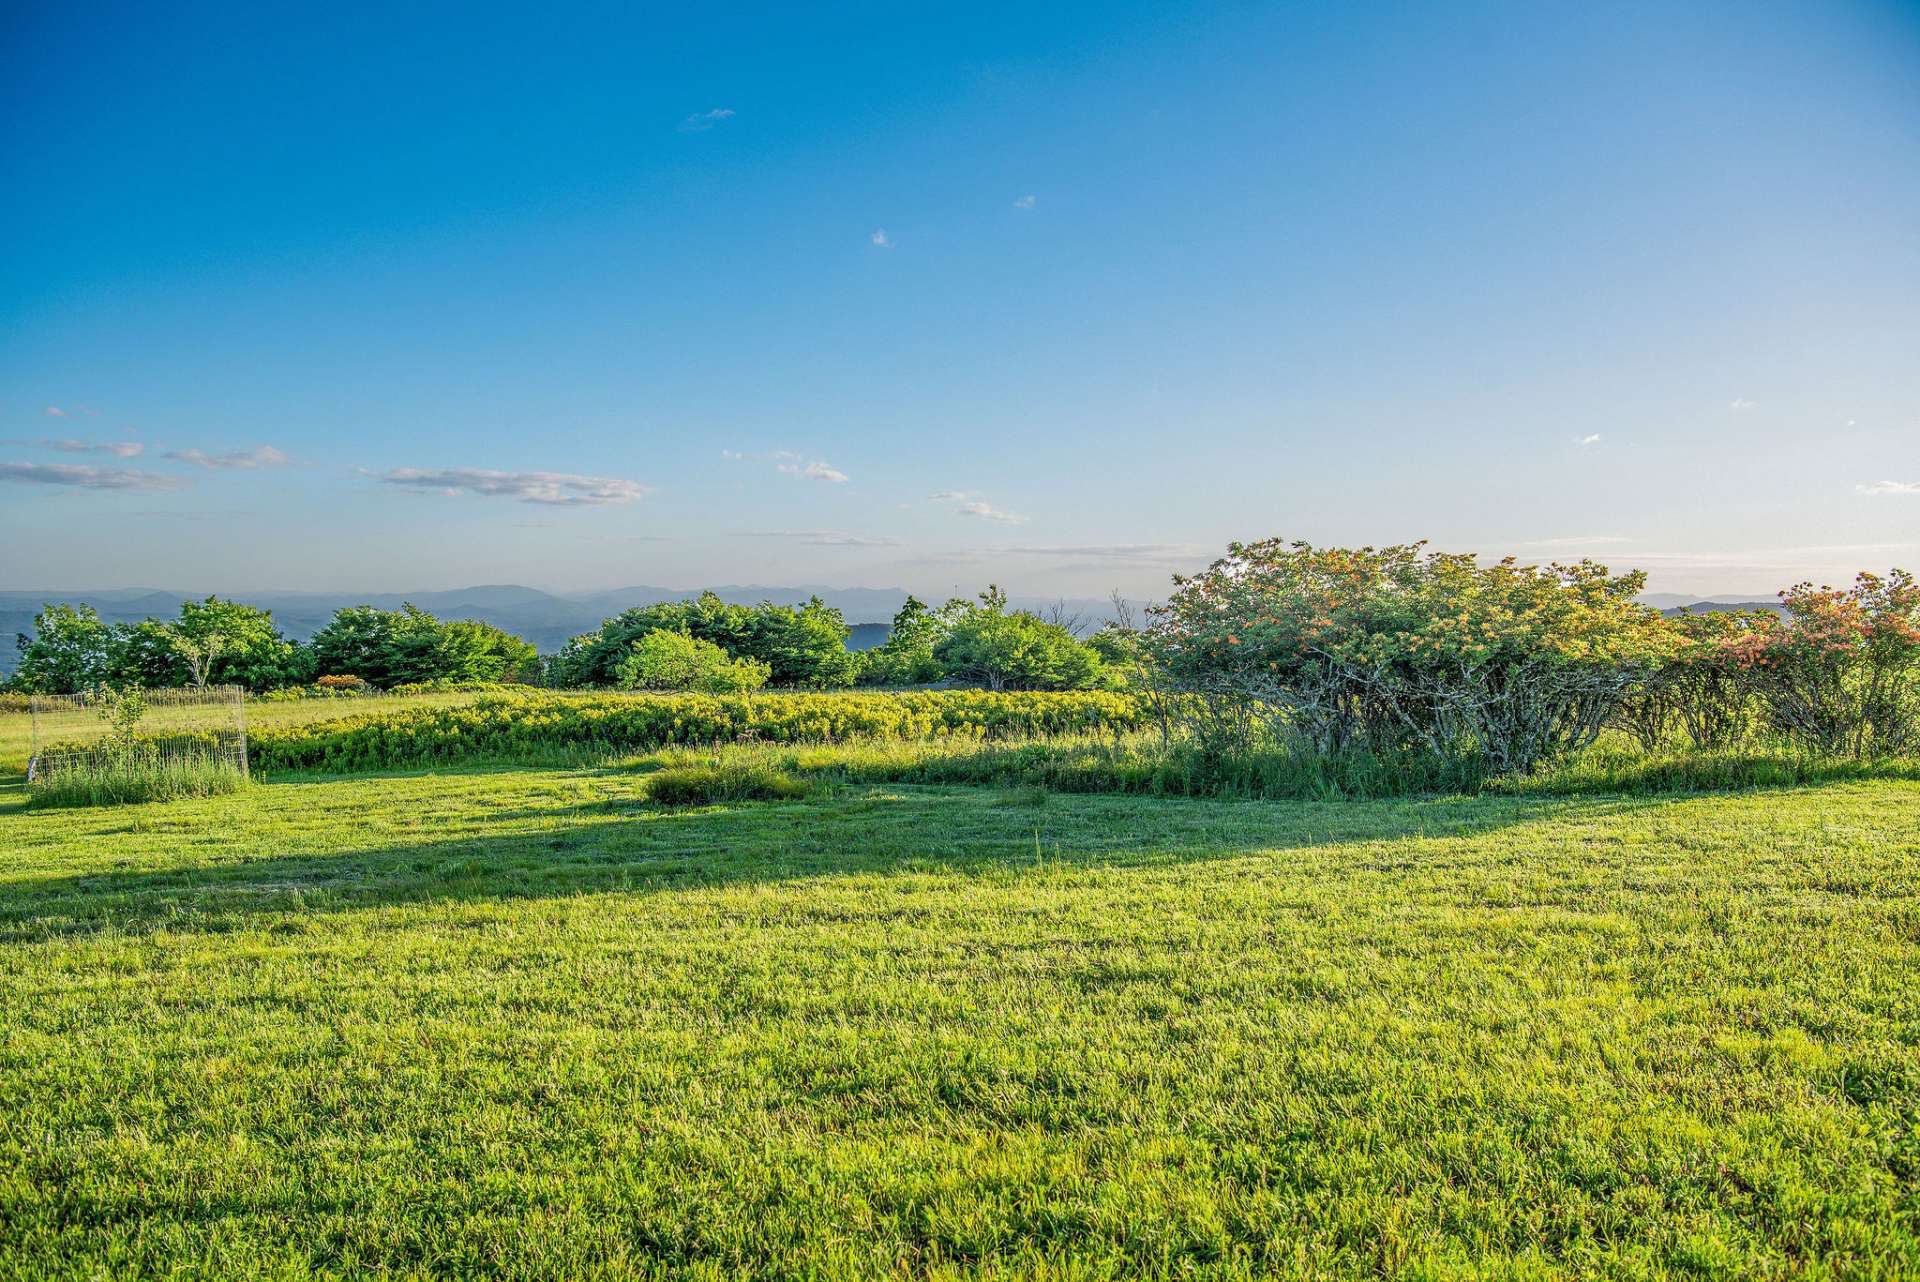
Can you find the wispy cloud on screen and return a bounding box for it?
[679,107,736,132]
[1012,194,1036,209]
[737,530,904,548]
[870,229,893,249]
[726,449,849,483]
[1514,535,1633,549]
[164,445,293,469]
[1575,434,1601,446]
[4,437,144,458]
[934,490,1027,525]
[777,459,848,483]
[1001,543,1193,560]
[378,467,651,506]
[1858,480,1920,496]
[43,406,66,417]
[0,462,189,491]
[1729,398,1759,411]
[959,501,1028,524]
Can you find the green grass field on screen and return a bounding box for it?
[2,755,1915,1278]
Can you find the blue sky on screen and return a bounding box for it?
[3,0,1917,598]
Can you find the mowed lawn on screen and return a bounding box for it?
[1,770,1916,1279]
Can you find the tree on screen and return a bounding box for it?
[423,619,538,684]
[171,596,300,689]
[856,596,951,686]
[10,604,117,693]
[309,604,537,687]
[551,592,857,688]
[932,587,1106,691]
[615,630,770,693]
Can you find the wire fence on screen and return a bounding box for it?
[27,685,248,783]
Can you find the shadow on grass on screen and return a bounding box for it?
[0,772,1690,943]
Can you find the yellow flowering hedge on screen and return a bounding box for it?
[250,690,1146,772]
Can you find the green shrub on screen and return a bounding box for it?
[248,690,1148,772]
[644,760,811,805]
[1150,540,1680,774]
[933,587,1107,691]
[616,631,770,693]
[551,592,857,688]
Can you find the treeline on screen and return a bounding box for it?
[6,587,1134,696]
[7,599,536,694]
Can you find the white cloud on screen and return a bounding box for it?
[956,499,1026,524]
[164,445,293,469]
[728,449,849,482]
[1729,398,1759,411]
[679,107,736,132]
[932,489,1026,524]
[737,530,904,547]
[776,459,848,483]
[43,406,66,417]
[0,461,188,491]
[378,467,651,506]
[870,229,894,249]
[1013,194,1036,209]
[1858,480,1920,496]
[1576,434,1601,446]
[4,437,144,457]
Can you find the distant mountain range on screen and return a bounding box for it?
[0,584,1146,673]
[1637,592,1780,612]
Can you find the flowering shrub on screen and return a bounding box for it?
[1149,540,1680,773]
[315,674,369,690]
[1723,571,1920,758]
[1612,609,1774,751]
[248,690,1146,772]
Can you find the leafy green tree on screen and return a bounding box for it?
[309,606,426,686]
[438,619,539,683]
[112,619,193,688]
[552,592,856,688]
[739,596,858,687]
[615,630,770,693]
[10,604,118,693]
[168,596,300,688]
[857,596,955,686]
[932,587,1106,691]
[310,605,536,687]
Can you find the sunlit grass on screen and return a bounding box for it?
[25,749,250,808]
[1,762,1915,1277]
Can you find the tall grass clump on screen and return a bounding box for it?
[644,757,811,806]
[27,750,250,808]
[636,733,1495,801]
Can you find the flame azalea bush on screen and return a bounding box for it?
[247,690,1145,772]
[1723,571,1920,758]
[1148,540,1681,774]
[1611,608,1776,751]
